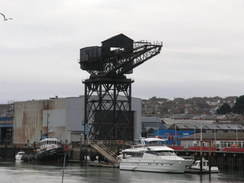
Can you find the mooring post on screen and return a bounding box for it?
[209,141,212,174]
[200,141,203,175]
[61,142,68,183]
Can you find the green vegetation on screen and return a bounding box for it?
[232,95,244,114]
[217,103,232,114]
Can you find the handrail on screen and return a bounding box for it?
[90,143,119,164]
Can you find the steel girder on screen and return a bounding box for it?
[83,77,134,140]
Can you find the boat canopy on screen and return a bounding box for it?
[138,137,165,146]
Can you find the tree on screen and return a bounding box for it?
[232,95,244,114]
[217,103,232,114]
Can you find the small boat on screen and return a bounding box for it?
[22,138,65,162]
[186,158,219,173]
[118,137,194,173]
[15,151,25,161]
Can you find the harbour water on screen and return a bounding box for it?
[0,161,243,183]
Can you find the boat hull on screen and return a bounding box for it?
[120,159,194,173]
[15,155,23,161]
[187,167,219,173]
[22,147,65,163]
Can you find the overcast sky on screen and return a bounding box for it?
[1,0,244,103]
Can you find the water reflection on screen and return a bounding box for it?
[0,161,243,183]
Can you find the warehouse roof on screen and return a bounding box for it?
[168,123,244,131]
[180,131,244,141]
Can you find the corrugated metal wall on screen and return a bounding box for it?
[66,97,84,132]
[13,99,67,145]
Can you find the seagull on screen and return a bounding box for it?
[0,13,13,21]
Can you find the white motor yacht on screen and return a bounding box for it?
[118,137,194,173]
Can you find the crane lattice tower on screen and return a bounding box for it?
[79,34,162,141]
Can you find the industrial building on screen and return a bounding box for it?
[12,96,141,146]
[180,131,244,149]
[0,104,14,145]
[141,116,166,137]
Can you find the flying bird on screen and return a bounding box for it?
[0,13,13,21]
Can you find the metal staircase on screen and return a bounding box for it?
[90,142,119,165]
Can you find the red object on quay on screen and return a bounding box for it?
[222,147,244,152]
[188,147,217,151]
[168,146,184,151]
[64,144,69,152]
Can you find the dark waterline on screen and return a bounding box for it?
[0,161,243,183]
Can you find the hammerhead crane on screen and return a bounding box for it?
[79,34,162,140]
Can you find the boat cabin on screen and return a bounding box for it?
[40,138,59,150]
[137,137,165,146]
[17,151,25,156]
[121,138,176,159]
[192,160,209,168]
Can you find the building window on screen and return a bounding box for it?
[221,141,227,148]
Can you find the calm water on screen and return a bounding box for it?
[0,161,243,183]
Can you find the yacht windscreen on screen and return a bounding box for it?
[157,151,176,156]
[125,152,143,157]
[145,141,164,145]
[147,151,176,156]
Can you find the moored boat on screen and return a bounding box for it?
[118,137,194,173]
[186,158,219,173]
[21,138,65,163]
[15,151,25,161]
